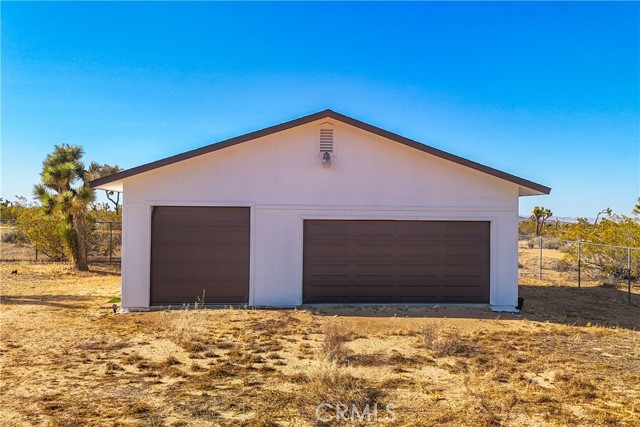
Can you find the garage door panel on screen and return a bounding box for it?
[151,283,247,304]
[153,206,249,225]
[153,227,248,246]
[443,265,487,275]
[350,264,396,275]
[305,221,351,237]
[353,221,395,236]
[352,255,396,265]
[440,259,486,268]
[151,206,250,304]
[352,244,395,256]
[307,285,395,298]
[153,264,248,282]
[394,286,440,296]
[154,247,248,264]
[303,220,489,304]
[351,276,396,284]
[397,264,442,276]
[395,222,441,237]
[396,254,441,265]
[441,243,487,254]
[307,264,352,276]
[396,245,441,256]
[442,223,488,237]
[305,247,349,258]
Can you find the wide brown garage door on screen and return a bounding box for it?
[151,206,250,304]
[303,220,489,304]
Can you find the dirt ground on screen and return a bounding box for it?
[1,255,639,426]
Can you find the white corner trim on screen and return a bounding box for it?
[490,305,518,313]
[120,307,150,313]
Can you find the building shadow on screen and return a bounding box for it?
[298,284,640,331]
[0,294,98,309]
[519,284,639,330]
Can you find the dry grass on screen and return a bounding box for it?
[319,322,352,364]
[418,321,470,357]
[1,259,639,426]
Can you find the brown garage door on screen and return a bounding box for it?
[151,206,250,304]
[303,220,489,304]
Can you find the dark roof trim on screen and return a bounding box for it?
[90,109,551,194]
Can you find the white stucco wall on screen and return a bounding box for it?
[119,119,521,311]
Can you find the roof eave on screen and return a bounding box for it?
[89,109,551,196]
[90,109,334,189]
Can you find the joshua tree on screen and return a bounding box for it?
[594,207,612,225]
[34,144,95,271]
[86,162,123,213]
[531,206,552,236]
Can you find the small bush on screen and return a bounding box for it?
[169,312,208,352]
[105,361,123,372]
[542,239,563,250]
[207,362,238,378]
[15,207,67,260]
[190,362,205,372]
[127,400,152,415]
[163,356,181,366]
[1,230,28,244]
[320,323,351,364]
[124,352,144,364]
[299,361,384,416]
[555,259,575,272]
[419,321,468,357]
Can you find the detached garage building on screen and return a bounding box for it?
[91,110,549,312]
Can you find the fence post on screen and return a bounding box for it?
[109,222,113,263]
[35,244,38,263]
[539,236,543,280]
[629,247,632,304]
[577,240,581,289]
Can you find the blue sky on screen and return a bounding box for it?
[2,2,638,217]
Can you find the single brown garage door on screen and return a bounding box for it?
[151,206,250,304]
[303,220,489,304]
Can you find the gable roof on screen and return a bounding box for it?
[90,109,551,195]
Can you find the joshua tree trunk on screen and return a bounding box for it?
[71,212,90,271]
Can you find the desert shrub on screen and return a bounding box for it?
[542,238,562,250]
[86,215,121,257]
[518,219,536,237]
[419,321,468,357]
[0,198,22,221]
[320,323,352,364]
[1,229,28,244]
[553,214,640,279]
[299,361,385,424]
[105,361,123,372]
[15,206,67,261]
[555,259,575,272]
[168,312,209,352]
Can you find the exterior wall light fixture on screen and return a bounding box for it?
[322,151,331,167]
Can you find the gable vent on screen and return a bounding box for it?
[318,123,335,157]
[319,128,333,153]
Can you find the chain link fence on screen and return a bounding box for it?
[518,234,639,303]
[0,219,121,263]
[2,219,637,302]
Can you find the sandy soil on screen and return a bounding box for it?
[1,256,639,427]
